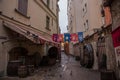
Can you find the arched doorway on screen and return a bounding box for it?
[47,46,58,65]
[48,46,58,59]
[8,47,28,61]
[7,47,28,76]
[97,37,107,70]
[80,44,94,68]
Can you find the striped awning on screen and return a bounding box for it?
[3,21,59,45]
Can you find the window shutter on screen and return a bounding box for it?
[46,16,50,29]
[18,0,28,15]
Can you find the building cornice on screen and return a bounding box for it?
[0,13,52,36]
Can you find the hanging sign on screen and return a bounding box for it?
[64,33,70,42]
[58,34,64,42]
[78,32,83,42]
[52,34,58,42]
[112,26,120,67]
[52,32,84,43]
[70,33,78,42]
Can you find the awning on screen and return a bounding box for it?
[3,21,59,45]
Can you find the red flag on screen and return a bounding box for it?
[70,33,78,42]
[58,34,64,42]
[52,34,58,42]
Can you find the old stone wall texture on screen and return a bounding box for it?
[105,34,116,70]
[111,0,120,79]
[111,0,120,31]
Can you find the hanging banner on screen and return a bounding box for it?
[112,26,120,67]
[58,34,64,42]
[64,33,70,42]
[70,33,78,42]
[52,34,58,42]
[78,32,83,42]
[52,32,84,43]
[112,27,120,48]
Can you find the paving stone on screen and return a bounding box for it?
[0,52,100,80]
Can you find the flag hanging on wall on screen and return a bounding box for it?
[64,33,70,42]
[78,32,83,42]
[52,34,58,42]
[70,33,78,42]
[58,34,64,42]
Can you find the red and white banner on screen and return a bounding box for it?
[52,32,83,42]
[70,33,78,42]
[58,34,64,42]
[112,26,120,67]
[52,34,58,42]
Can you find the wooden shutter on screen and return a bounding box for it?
[18,0,28,15]
[46,16,50,29]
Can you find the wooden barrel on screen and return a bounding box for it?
[27,65,34,76]
[18,66,27,78]
[7,60,22,76]
[48,58,56,65]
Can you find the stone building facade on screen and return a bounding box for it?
[0,0,60,76]
[111,0,120,79]
[67,0,103,69]
[67,0,117,74]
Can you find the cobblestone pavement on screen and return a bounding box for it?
[0,52,100,80]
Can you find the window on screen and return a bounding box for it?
[85,3,87,13]
[83,3,87,17]
[86,20,89,30]
[52,0,53,9]
[84,20,89,31]
[18,0,28,15]
[47,0,50,7]
[46,16,50,30]
[85,3,87,7]
[52,18,53,26]
[84,23,86,26]
[84,23,86,31]
[83,8,84,12]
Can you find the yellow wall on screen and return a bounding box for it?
[0,0,58,35]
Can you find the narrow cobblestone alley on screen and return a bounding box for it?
[0,52,100,80]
